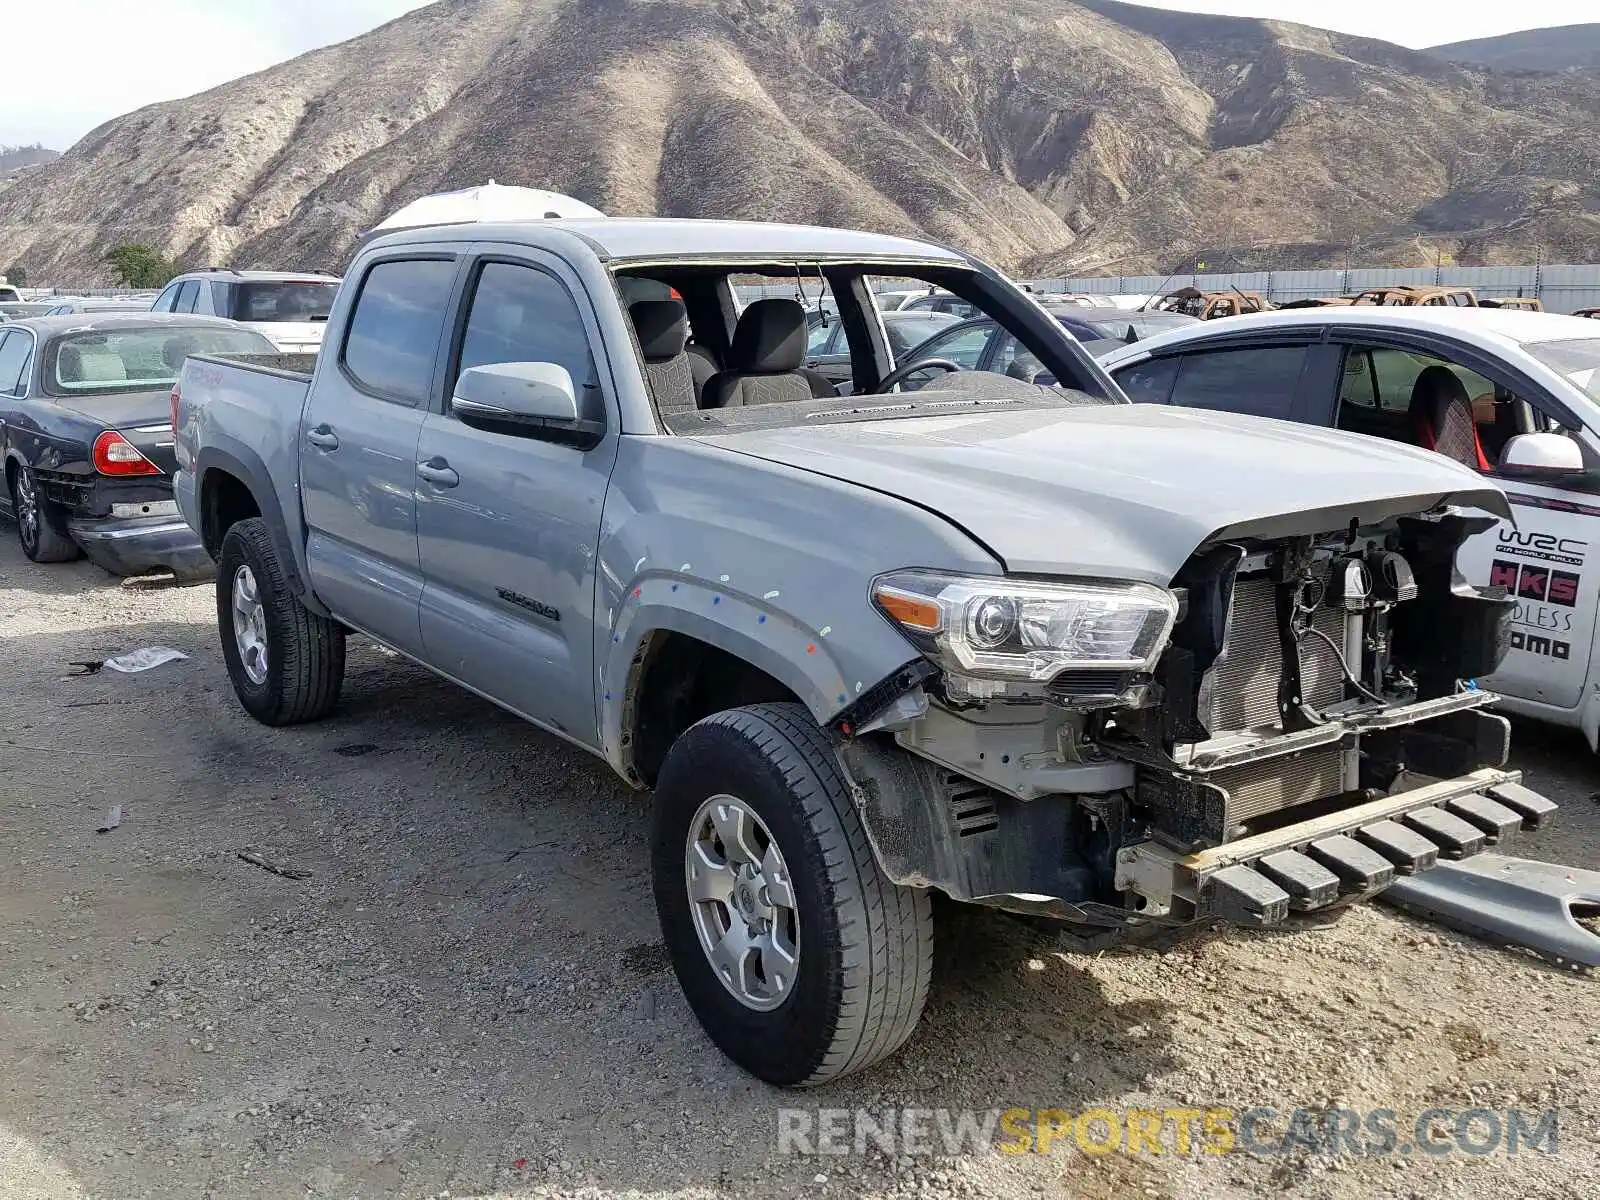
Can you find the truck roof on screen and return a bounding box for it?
[362,217,969,265]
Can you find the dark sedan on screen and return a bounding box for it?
[0,314,275,576]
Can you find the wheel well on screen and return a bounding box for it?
[200,470,260,557]
[625,632,800,786]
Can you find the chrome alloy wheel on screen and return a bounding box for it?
[15,465,40,551]
[231,564,269,686]
[685,794,800,1011]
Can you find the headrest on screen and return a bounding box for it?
[630,300,689,362]
[57,345,84,381]
[1409,364,1469,417]
[730,298,806,373]
[162,337,194,373]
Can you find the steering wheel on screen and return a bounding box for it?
[873,358,963,394]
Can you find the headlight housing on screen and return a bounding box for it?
[872,570,1179,682]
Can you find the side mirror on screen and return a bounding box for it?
[1498,432,1583,477]
[452,361,603,447]
[1031,371,1058,387]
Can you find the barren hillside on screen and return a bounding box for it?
[2,0,1598,282]
[1428,23,1600,72]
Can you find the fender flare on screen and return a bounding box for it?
[599,577,860,780]
[194,444,317,608]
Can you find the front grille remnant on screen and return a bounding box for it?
[942,774,999,837]
[1205,576,1345,734]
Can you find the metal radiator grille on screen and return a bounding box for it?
[1205,576,1346,734]
[1212,747,1345,824]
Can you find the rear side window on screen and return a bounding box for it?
[1114,357,1178,404]
[1167,346,1307,420]
[0,332,30,396]
[342,258,458,405]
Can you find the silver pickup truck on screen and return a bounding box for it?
[173,217,1556,1086]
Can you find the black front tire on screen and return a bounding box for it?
[11,464,81,563]
[216,517,345,726]
[652,702,934,1087]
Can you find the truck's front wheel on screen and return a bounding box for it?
[217,518,345,726]
[652,702,933,1086]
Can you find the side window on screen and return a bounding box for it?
[343,257,458,405]
[174,281,200,313]
[0,333,29,396]
[151,283,181,313]
[1168,346,1307,420]
[805,319,836,356]
[455,261,598,404]
[1114,356,1179,404]
[914,323,992,370]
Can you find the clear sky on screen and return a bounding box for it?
[5,0,1594,151]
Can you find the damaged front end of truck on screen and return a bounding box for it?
[837,504,1558,935]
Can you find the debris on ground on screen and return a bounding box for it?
[102,647,188,674]
[236,849,312,881]
[96,805,123,834]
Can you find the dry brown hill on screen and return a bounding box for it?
[2,0,1598,283]
[1428,24,1600,73]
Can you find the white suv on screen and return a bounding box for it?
[152,269,340,353]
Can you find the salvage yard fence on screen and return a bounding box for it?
[734,265,1600,315]
[1022,265,1600,314]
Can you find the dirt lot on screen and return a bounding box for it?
[1,534,1596,1200]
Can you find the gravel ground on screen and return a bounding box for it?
[1,534,1596,1200]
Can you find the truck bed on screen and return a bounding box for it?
[192,351,318,381]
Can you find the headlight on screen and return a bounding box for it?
[872,570,1179,681]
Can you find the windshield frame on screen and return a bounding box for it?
[615,257,1125,433]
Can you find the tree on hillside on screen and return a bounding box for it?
[2,264,24,287]
[104,245,173,289]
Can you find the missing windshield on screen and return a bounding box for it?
[611,258,1119,429]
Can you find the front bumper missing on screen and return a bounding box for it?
[1114,769,1557,926]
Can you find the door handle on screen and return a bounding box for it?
[416,456,459,488]
[306,425,339,451]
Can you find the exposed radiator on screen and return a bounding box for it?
[1209,747,1346,824]
[1204,576,1347,735]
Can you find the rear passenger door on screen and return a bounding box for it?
[803,319,854,387]
[299,253,462,656]
[413,249,619,749]
[1157,341,1321,423]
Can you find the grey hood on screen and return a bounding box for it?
[702,404,1511,584]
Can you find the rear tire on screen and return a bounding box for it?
[10,463,81,563]
[652,702,934,1086]
[217,517,344,726]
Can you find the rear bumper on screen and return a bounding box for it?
[68,513,212,578]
